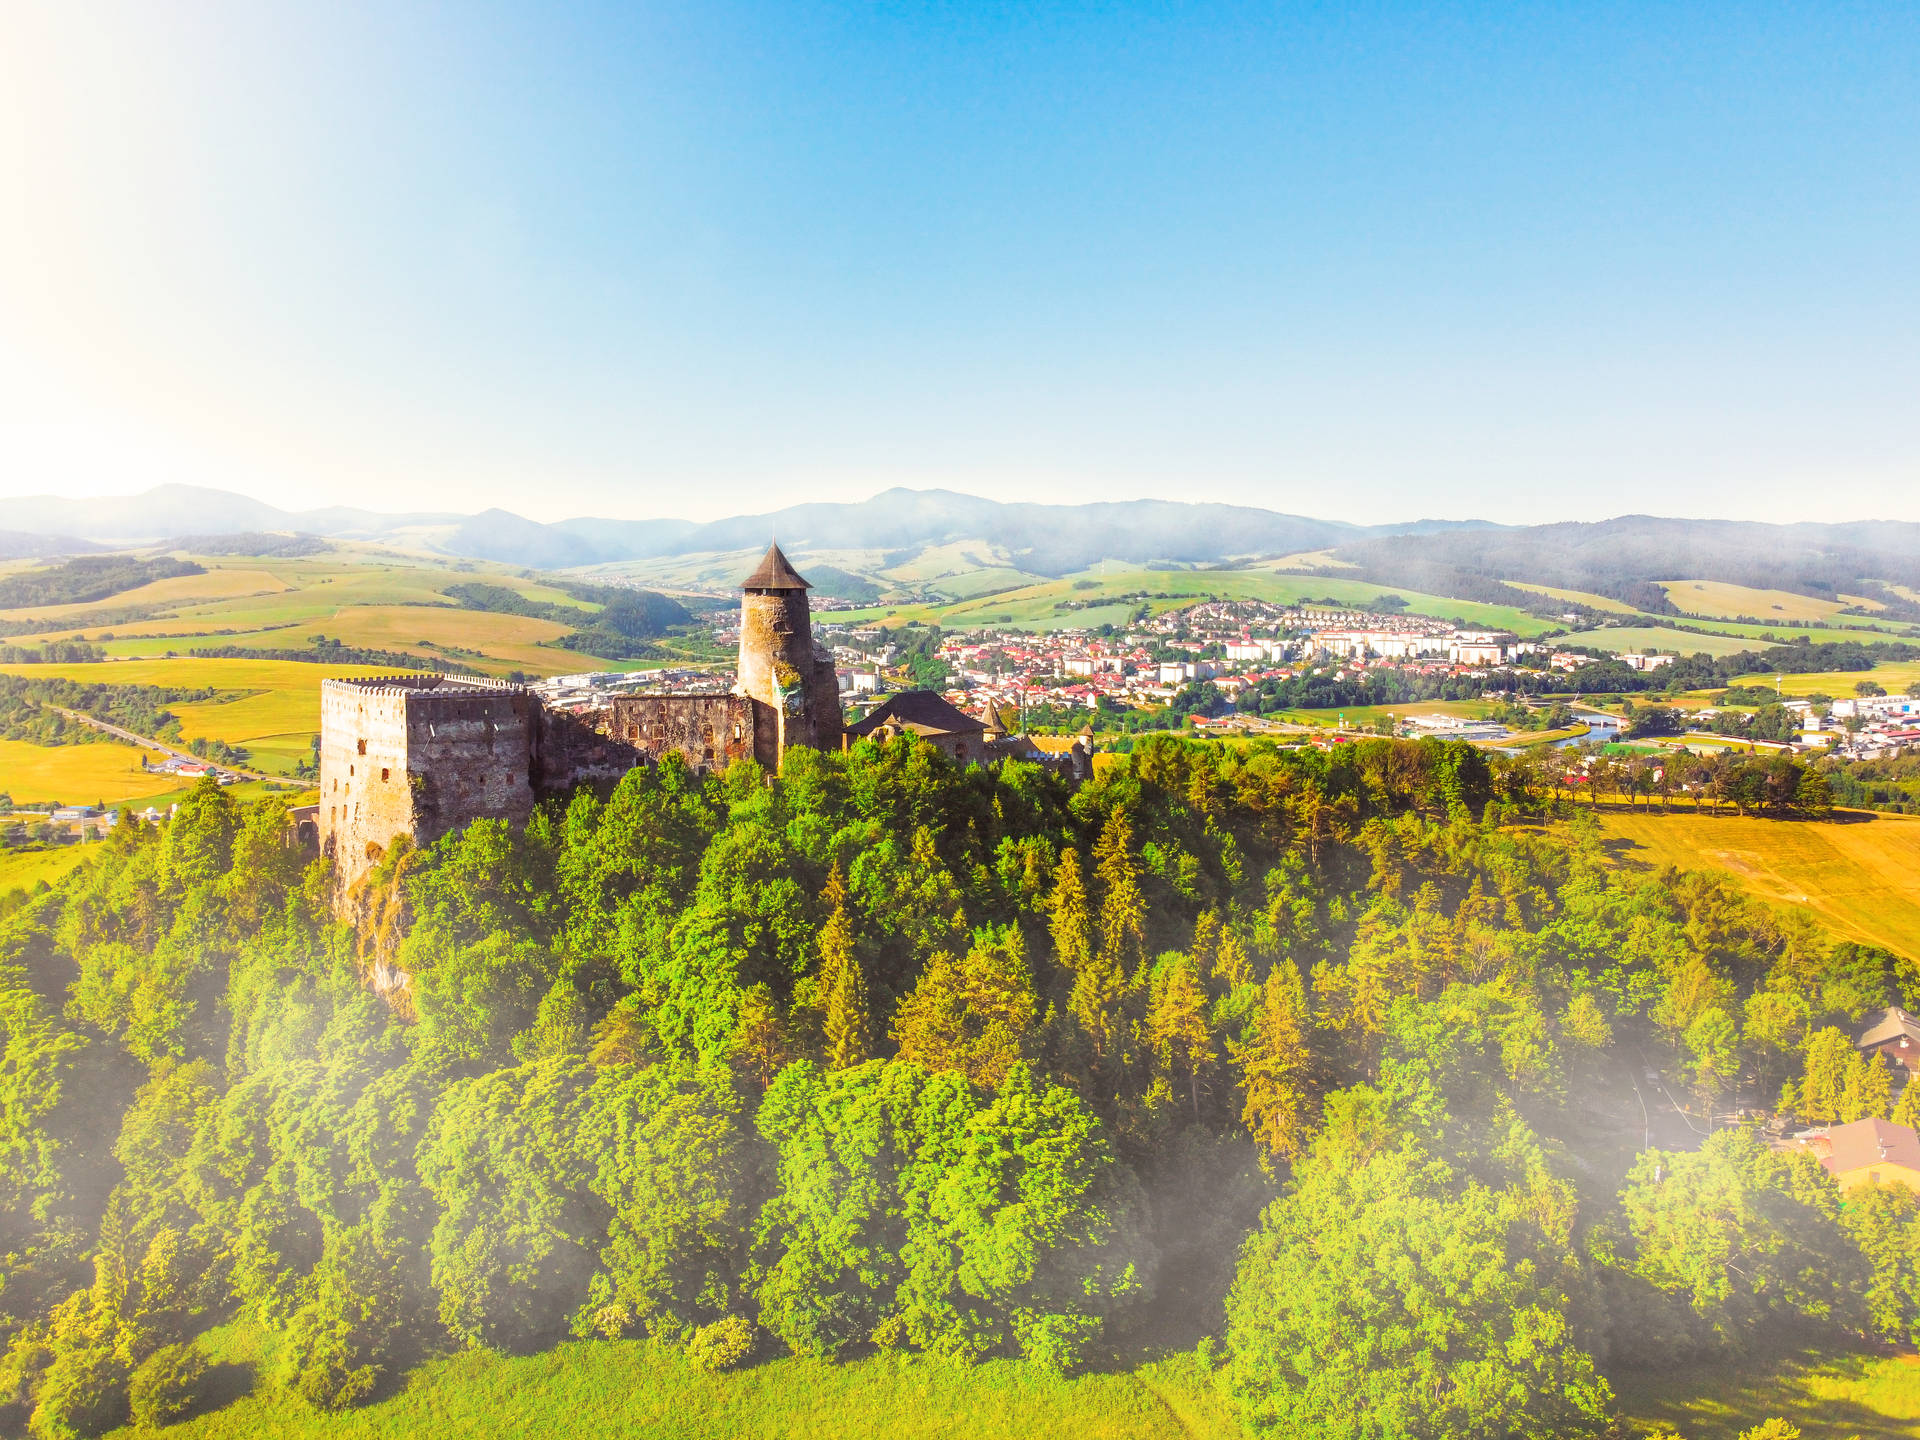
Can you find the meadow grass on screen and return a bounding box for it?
[99,1320,1919,1440]
[1613,1342,1920,1440]
[0,844,94,894]
[109,1326,1237,1440]
[1594,809,1920,956]
[1559,626,1761,658]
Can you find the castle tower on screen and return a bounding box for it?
[735,541,844,762]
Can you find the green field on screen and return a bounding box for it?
[876,567,1559,637]
[1614,1343,1920,1440]
[1595,809,1920,956]
[93,1323,1918,1440]
[1561,626,1764,658]
[105,1327,1234,1440]
[0,843,95,895]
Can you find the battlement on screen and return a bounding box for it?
[321,674,529,700]
[319,543,842,889]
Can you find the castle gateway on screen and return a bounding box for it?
[318,542,843,884]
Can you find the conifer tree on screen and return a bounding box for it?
[1794,1027,1855,1123]
[891,929,1038,1087]
[1841,1050,1893,1123]
[1233,959,1314,1169]
[1145,954,1215,1119]
[817,863,870,1069]
[1892,1078,1920,1132]
[1047,849,1094,975]
[1093,810,1147,981]
[1215,928,1253,989]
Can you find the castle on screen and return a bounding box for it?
[318,542,844,884]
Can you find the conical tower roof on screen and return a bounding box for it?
[742,541,811,591]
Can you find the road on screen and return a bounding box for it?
[53,707,303,789]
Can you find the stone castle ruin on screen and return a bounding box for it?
[319,542,843,884]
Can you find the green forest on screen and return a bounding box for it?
[2,735,1918,1439]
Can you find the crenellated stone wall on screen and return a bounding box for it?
[320,678,773,888]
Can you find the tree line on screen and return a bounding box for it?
[1,735,1915,1438]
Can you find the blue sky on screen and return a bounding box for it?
[1,2,1916,523]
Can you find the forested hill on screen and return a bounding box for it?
[2,737,1917,1438]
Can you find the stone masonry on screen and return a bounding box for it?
[318,543,841,886]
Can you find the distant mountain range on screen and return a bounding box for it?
[2,484,1917,619]
[0,484,1484,573]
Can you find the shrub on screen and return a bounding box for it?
[128,1344,207,1428]
[28,1346,128,1440]
[686,1315,755,1372]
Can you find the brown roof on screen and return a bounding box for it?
[1819,1118,1920,1176]
[845,690,985,740]
[742,542,811,591]
[1858,1007,1920,1051]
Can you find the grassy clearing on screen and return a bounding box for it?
[0,737,188,807]
[1282,698,1501,728]
[1613,1343,1920,1440]
[99,1320,1916,1440]
[110,1326,1235,1440]
[1594,809,1920,956]
[0,844,94,894]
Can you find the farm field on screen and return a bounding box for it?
[1282,698,1500,728]
[890,568,1558,636]
[6,550,635,678]
[1561,626,1759,658]
[1593,809,1920,956]
[1508,581,1640,614]
[0,736,187,807]
[0,658,407,785]
[1729,663,1920,698]
[1658,579,1882,623]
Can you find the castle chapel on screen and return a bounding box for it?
[318,542,843,884]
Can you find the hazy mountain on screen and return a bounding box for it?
[5,485,1917,617]
[0,530,105,560]
[0,485,460,545]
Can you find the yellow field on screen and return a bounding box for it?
[1728,664,1920,698]
[0,845,95,894]
[0,566,294,624]
[1658,580,1880,623]
[1508,582,1640,615]
[0,658,409,777]
[1594,809,1920,956]
[0,737,188,807]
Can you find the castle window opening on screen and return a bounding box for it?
[357,739,366,755]
[381,768,390,782]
